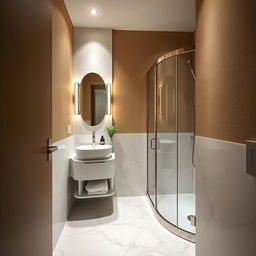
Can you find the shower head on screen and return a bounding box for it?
[186,59,193,69]
[185,59,196,81]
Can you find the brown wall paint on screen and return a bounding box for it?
[1,0,52,255]
[196,0,256,143]
[52,0,73,142]
[113,30,194,133]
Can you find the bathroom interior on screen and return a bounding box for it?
[1,0,256,256]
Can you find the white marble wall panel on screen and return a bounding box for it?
[73,28,112,84]
[113,133,147,197]
[196,136,256,256]
[73,115,112,147]
[52,136,75,249]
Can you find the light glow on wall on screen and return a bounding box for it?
[159,83,163,117]
[89,8,97,16]
[74,82,80,115]
[106,83,112,115]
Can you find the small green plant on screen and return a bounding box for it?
[105,125,117,141]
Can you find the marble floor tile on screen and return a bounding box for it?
[54,196,195,256]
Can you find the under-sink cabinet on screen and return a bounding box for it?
[70,153,115,199]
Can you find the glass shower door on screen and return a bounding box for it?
[147,65,156,205]
[147,47,196,241]
[177,52,196,234]
[156,56,177,226]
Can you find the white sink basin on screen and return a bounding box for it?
[75,144,112,160]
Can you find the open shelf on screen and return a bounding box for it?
[74,189,115,199]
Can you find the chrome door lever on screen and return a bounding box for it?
[47,139,58,162]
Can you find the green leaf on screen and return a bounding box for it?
[105,125,118,141]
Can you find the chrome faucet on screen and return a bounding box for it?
[92,131,96,146]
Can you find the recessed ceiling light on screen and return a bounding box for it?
[89,8,97,16]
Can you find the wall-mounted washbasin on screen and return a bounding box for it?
[75,144,112,160]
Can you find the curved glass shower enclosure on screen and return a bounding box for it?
[147,47,196,241]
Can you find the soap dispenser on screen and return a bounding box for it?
[100,135,105,145]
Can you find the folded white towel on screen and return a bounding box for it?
[87,190,107,195]
[85,180,108,193]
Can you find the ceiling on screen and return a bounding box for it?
[64,0,195,32]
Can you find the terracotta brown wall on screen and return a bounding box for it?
[113,30,194,133]
[52,0,73,142]
[196,0,256,143]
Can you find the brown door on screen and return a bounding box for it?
[1,1,52,256]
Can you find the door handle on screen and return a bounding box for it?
[150,138,160,150]
[151,138,156,150]
[47,139,58,162]
[48,145,58,153]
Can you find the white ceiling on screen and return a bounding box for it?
[64,0,195,32]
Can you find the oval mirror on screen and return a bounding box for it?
[80,73,107,126]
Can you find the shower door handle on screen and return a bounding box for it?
[150,138,160,150]
[150,138,156,150]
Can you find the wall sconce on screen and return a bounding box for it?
[74,82,80,115]
[106,83,112,115]
[159,83,163,117]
